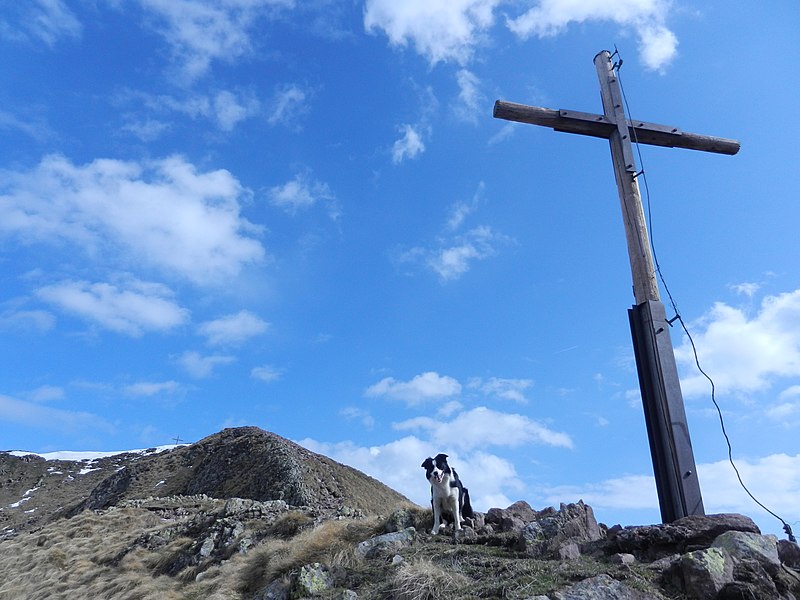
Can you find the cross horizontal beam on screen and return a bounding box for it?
[493,100,740,156]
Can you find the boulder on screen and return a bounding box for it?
[718,559,779,599]
[384,507,416,533]
[679,547,734,600]
[610,514,760,561]
[291,563,334,598]
[485,507,524,532]
[356,527,416,559]
[551,574,652,600]
[712,531,780,576]
[778,539,800,569]
[517,501,602,559]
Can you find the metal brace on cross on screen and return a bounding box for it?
[494,50,740,523]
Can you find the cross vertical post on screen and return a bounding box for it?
[493,50,739,523]
[595,50,704,522]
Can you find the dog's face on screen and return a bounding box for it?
[421,453,451,485]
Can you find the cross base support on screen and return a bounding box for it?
[628,300,705,522]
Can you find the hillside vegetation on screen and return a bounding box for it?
[2,427,798,600]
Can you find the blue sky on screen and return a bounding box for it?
[1,1,799,538]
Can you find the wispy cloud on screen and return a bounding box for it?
[120,88,262,133]
[175,350,235,378]
[426,225,509,281]
[0,154,265,285]
[268,171,336,216]
[267,84,310,127]
[0,394,113,435]
[138,0,294,82]
[123,380,182,397]
[468,377,533,403]
[198,310,270,346]
[398,182,512,281]
[251,364,284,382]
[391,124,426,164]
[0,309,55,333]
[340,406,375,429]
[0,0,82,47]
[26,385,65,403]
[453,68,484,123]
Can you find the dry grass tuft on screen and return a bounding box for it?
[238,516,382,595]
[267,510,314,539]
[390,558,471,600]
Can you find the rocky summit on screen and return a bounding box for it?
[1,427,799,600]
[0,427,412,536]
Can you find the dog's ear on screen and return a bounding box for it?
[421,457,433,469]
[434,453,449,462]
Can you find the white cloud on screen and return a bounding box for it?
[0,154,265,285]
[391,124,426,164]
[251,364,284,382]
[176,350,235,378]
[427,225,508,281]
[395,405,574,450]
[298,435,521,511]
[542,474,658,511]
[138,0,293,82]
[0,0,82,47]
[299,436,431,506]
[765,386,800,424]
[364,0,678,71]
[637,22,677,71]
[697,454,800,520]
[365,371,462,405]
[676,290,800,398]
[0,394,113,435]
[363,0,499,66]
[541,453,800,536]
[506,0,678,70]
[36,278,189,337]
[268,172,335,216]
[198,310,269,346]
[729,281,761,298]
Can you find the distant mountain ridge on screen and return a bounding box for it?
[0,426,414,537]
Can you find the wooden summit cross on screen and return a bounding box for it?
[494,50,740,523]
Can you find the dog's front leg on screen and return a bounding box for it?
[431,501,442,534]
[449,496,462,531]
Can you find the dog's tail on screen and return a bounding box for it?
[460,487,475,520]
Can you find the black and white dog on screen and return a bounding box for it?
[421,453,474,534]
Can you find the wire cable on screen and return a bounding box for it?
[613,50,796,543]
